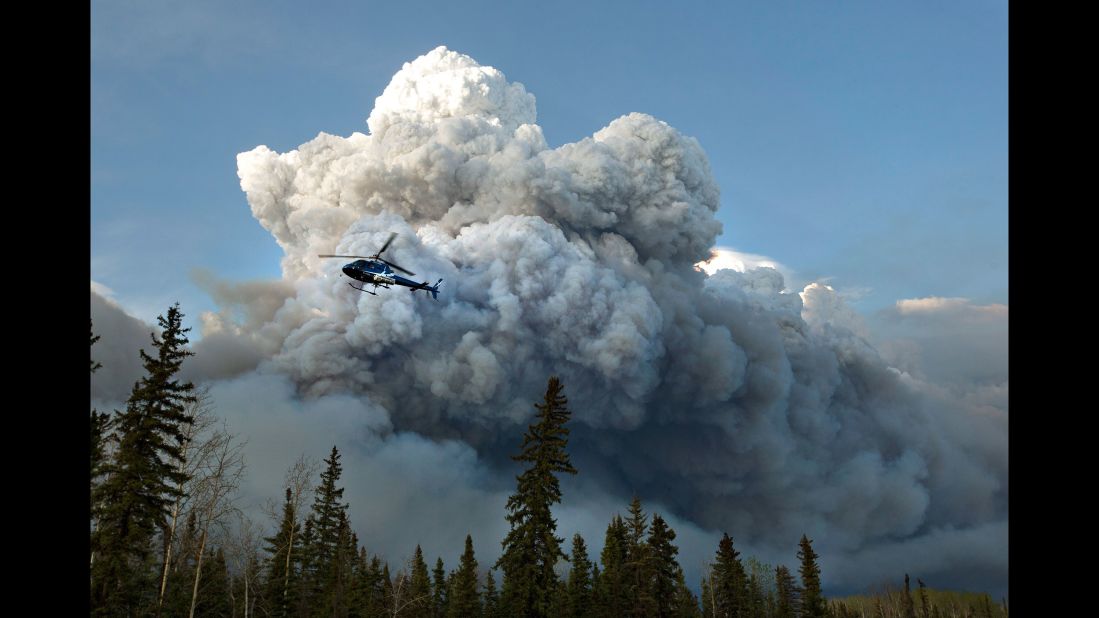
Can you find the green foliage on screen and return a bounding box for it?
[264,488,301,617]
[798,535,826,618]
[448,535,481,617]
[595,515,628,617]
[566,533,593,618]
[433,557,448,617]
[712,532,748,618]
[482,569,501,618]
[408,545,432,618]
[91,303,197,616]
[624,496,655,617]
[647,513,681,617]
[497,376,578,618]
[774,565,796,618]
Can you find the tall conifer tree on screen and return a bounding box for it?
[712,533,748,618]
[647,514,681,616]
[566,534,593,618]
[264,488,301,618]
[91,303,197,615]
[448,535,481,618]
[497,376,578,617]
[797,535,825,618]
[774,565,796,618]
[409,545,432,618]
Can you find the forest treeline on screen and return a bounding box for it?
[90,306,1007,618]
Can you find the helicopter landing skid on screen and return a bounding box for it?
[348,282,389,295]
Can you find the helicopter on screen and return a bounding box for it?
[319,232,443,299]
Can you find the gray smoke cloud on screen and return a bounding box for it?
[94,47,1007,596]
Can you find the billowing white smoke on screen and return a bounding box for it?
[176,47,1005,593]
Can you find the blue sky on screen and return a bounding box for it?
[92,0,1007,329]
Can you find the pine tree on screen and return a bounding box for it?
[712,533,748,618]
[433,557,449,617]
[700,575,713,618]
[90,321,110,486]
[449,535,481,617]
[264,488,302,617]
[596,515,628,617]
[91,303,197,615]
[297,515,319,616]
[482,569,501,618]
[797,535,826,618]
[566,534,593,618]
[647,514,681,617]
[496,376,578,617]
[774,565,796,618]
[409,545,432,618]
[902,574,917,618]
[194,546,232,617]
[917,579,931,618]
[672,571,700,618]
[624,496,655,617]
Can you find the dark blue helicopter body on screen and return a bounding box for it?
[342,259,442,299]
[320,233,442,299]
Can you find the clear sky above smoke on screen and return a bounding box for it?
[90,1,1008,600]
[91,0,1007,327]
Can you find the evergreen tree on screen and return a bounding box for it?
[797,535,826,618]
[296,515,319,616]
[712,533,748,618]
[264,488,302,618]
[596,515,628,618]
[700,576,713,618]
[433,557,449,617]
[409,545,432,618]
[482,569,501,618]
[647,514,681,617]
[746,570,764,618]
[194,546,232,618]
[496,376,578,617]
[566,533,593,618]
[449,535,481,618]
[902,574,917,618]
[312,446,349,567]
[672,570,700,618]
[90,321,110,486]
[917,578,931,618]
[365,555,386,617]
[624,496,655,617]
[91,303,197,615]
[774,565,796,618]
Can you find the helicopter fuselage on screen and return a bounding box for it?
[341,259,441,299]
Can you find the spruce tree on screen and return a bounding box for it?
[700,576,713,618]
[566,533,593,618]
[448,535,481,617]
[902,573,917,618]
[712,533,748,618]
[672,570,700,618]
[264,488,302,617]
[194,546,232,617]
[91,303,197,615]
[774,565,796,618]
[482,569,501,618]
[797,535,826,618]
[90,321,111,486]
[496,376,578,617]
[647,514,681,617]
[596,515,628,617]
[917,578,931,618]
[409,545,432,618]
[624,496,655,617]
[433,557,448,617]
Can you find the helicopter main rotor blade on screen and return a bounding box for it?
[378,258,415,276]
[376,232,398,257]
[318,254,372,259]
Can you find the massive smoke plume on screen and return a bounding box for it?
[91,47,1007,595]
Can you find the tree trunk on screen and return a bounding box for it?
[157,497,184,616]
[189,526,209,618]
[284,505,296,603]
